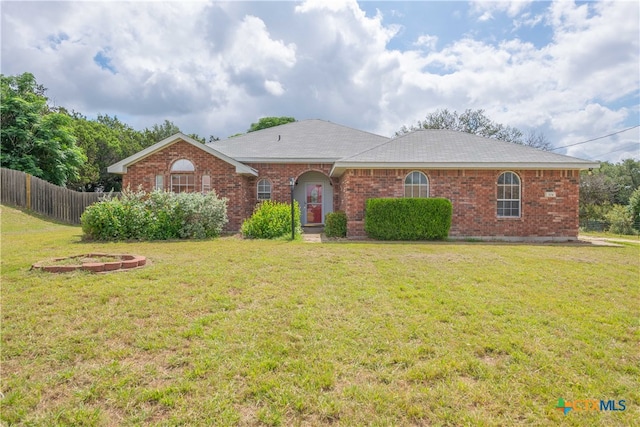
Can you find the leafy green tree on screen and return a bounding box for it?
[187,133,220,144]
[579,159,640,225]
[67,115,129,191]
[142,120,181,146]
[1,72,85,186]
[248,116,296,133]
[397,109,550,149]
[627,187,640,230]
[599,159,640,205]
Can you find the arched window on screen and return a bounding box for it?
[257,179,272,200]
[171,159,195,172]
[404,171,429,198]
[497,172,521,217]
[170,159,195,193]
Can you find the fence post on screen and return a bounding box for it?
[26,174,31,210]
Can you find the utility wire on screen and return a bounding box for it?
[587,142,640,159]
[550,125,640,150]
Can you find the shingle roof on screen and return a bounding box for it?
[209,119,389,162]
[107,121,600,177]
[330,129,599,175]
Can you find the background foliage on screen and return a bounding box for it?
[579,159,640,234]
[1,73,85,186]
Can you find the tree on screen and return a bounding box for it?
[523,130,552,151]
[628,187,640,230]
[187,133,220,144]
[397,109,550,150]
[142,120,181,146]
[248,116,296,133]
[602,159,640,205]
[1,72,85,186]
[67,115,129,191]
[579,159,640,226]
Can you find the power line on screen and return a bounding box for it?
[550,125,640,150]
[587,142,640,160]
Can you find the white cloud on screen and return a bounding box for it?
[1,0,637,162]
[264,80,285,96]
[471,0,534,20]
[414,34,438,50]
[224,15,297,74]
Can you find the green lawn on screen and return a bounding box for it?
[1,205,638,426]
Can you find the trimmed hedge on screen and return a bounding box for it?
[241,200,301,239]
[81,189,228,240]
[364,198,452,240]
[324,211,347,238]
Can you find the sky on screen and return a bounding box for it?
[1,0,639,163]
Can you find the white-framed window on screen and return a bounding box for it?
[171,159,195,172]
[257,178,272,200]
[171,174,194,193]
[497,171,521,218]
[170,159,195,193]
[404,171,429,198]
[202,175,211,193]
[155,175,164,191]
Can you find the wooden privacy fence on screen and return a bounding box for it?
[1,168,118,224]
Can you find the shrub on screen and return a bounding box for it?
[241,200,301,239]
[605,204,636,235]
[81,189,228,240]
[324,211,347,238]
[364,198,452,240]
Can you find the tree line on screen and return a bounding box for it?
[1,72,216,191]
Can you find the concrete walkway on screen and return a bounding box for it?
[302,226,323,243]
[579,235,640,246]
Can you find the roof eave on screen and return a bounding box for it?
[330,161,600,176]
[235,157,339,164]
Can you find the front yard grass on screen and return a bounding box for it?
[1,205,638,426]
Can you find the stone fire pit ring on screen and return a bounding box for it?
[31,253,147,273]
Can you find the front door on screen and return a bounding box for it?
[305,183,323,224]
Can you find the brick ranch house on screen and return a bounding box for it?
[107,119,599,240]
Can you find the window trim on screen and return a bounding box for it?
[257,178,272,201]
[404,171,429,198]
[170,174,195,193]
[201,175,211,193]
[155,175,164,191]
[497,171,521,218]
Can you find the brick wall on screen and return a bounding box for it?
[122,140,252,231]
[339,169,580,240]
[244,163,340,209]
[121,143,340,232]
[121,142,580,239]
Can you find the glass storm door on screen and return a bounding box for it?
[305,184,323,224]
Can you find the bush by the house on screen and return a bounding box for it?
[324,211,347,238]
[364,198,452,240]
[81,189,228,240]
[241,200,301,239]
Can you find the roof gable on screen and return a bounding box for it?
[107,133,257,176]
